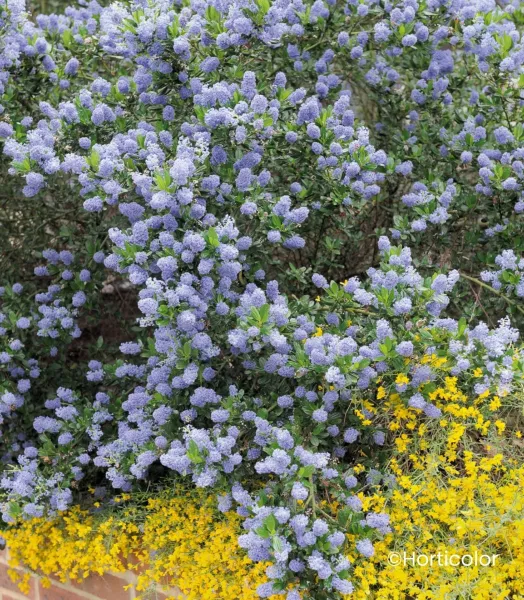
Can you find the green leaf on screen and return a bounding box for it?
[255,526,271,538]
[88,150,100,170]
[187,439,204,464]
[13,157,31,174]
[207,227,220,247]
[264,514,277,534]
[457,317,467,337]
[298,465,315,479]
[259,303,270,323]
[62,29,73,47]
[337,507,352,528]
[272,536,283,552]
[256,0,270,15]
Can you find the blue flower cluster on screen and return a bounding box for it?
[1,0,524,598]
[481,250,524,299]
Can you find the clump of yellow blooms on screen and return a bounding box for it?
[346,454,524,600]
[343,371,524,600]
[133,495,272,600]
[3,493,275,600]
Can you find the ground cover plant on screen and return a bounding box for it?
[1,0,524,597]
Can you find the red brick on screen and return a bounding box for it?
[122,554,148,576]
[68,574,130,600]
[148,584,183,600]
[38,581,88,600]
[155,591,183,600]
[0,563,36,598]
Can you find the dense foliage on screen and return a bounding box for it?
[1,0,524,597]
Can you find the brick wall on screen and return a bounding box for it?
[0,548,181,600]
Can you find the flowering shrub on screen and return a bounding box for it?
[1,0,524,597]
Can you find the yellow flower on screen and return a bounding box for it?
[395,373,409,385]
[489,396,501,411]
[494,420,506,434]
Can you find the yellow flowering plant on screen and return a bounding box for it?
[3,491,275,600]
